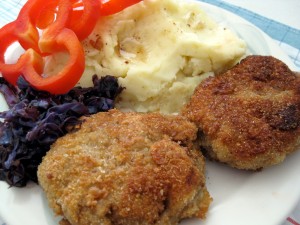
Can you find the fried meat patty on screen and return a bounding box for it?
[182,55,300,170]
[38,109,211,225]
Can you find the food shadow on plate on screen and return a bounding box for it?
[9,182,41,204]
[41,190,62,225]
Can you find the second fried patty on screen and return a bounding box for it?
[182,55,300,170]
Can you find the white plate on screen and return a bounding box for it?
[1,1,300,225]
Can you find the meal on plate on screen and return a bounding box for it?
[0,0,300,224]
[0,0,246,187]
[182,55,300,170]
[38,109,212,225]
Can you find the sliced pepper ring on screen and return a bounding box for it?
[14,0,49,53]
[0,22,24,85]
[100,0,143,16]
[69,0,102,40]
[13,0,72,55]
[23,29,85,94]
[23,0,84,94]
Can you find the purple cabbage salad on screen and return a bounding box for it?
[0,75,123,187]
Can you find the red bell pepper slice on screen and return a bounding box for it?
[23,29,85,94]
[0,21,24,85]
[68,0,102,40]
[38,0,73,53]
[13,0,41,54]
[100,0,142,16]
[35,1,60,29]
[22,0,84,94]
[73,0,143,17]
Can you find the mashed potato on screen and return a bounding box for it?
[79,0,246,114]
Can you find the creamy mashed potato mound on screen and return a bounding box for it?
[80,0,246,114]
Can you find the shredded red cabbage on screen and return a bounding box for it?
[0,75,123,187]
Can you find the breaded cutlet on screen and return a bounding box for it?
[38,109,211,225]
[182,55,300,170]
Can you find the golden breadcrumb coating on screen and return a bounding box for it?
[182,55,300,170]
[38,109,211,225]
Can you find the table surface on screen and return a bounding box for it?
[224,0,300,30]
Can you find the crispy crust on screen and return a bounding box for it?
[38,109,211,225]
[182,55,300,170]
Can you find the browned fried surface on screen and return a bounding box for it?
[38,109,211,225]
[182,55,300,170]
